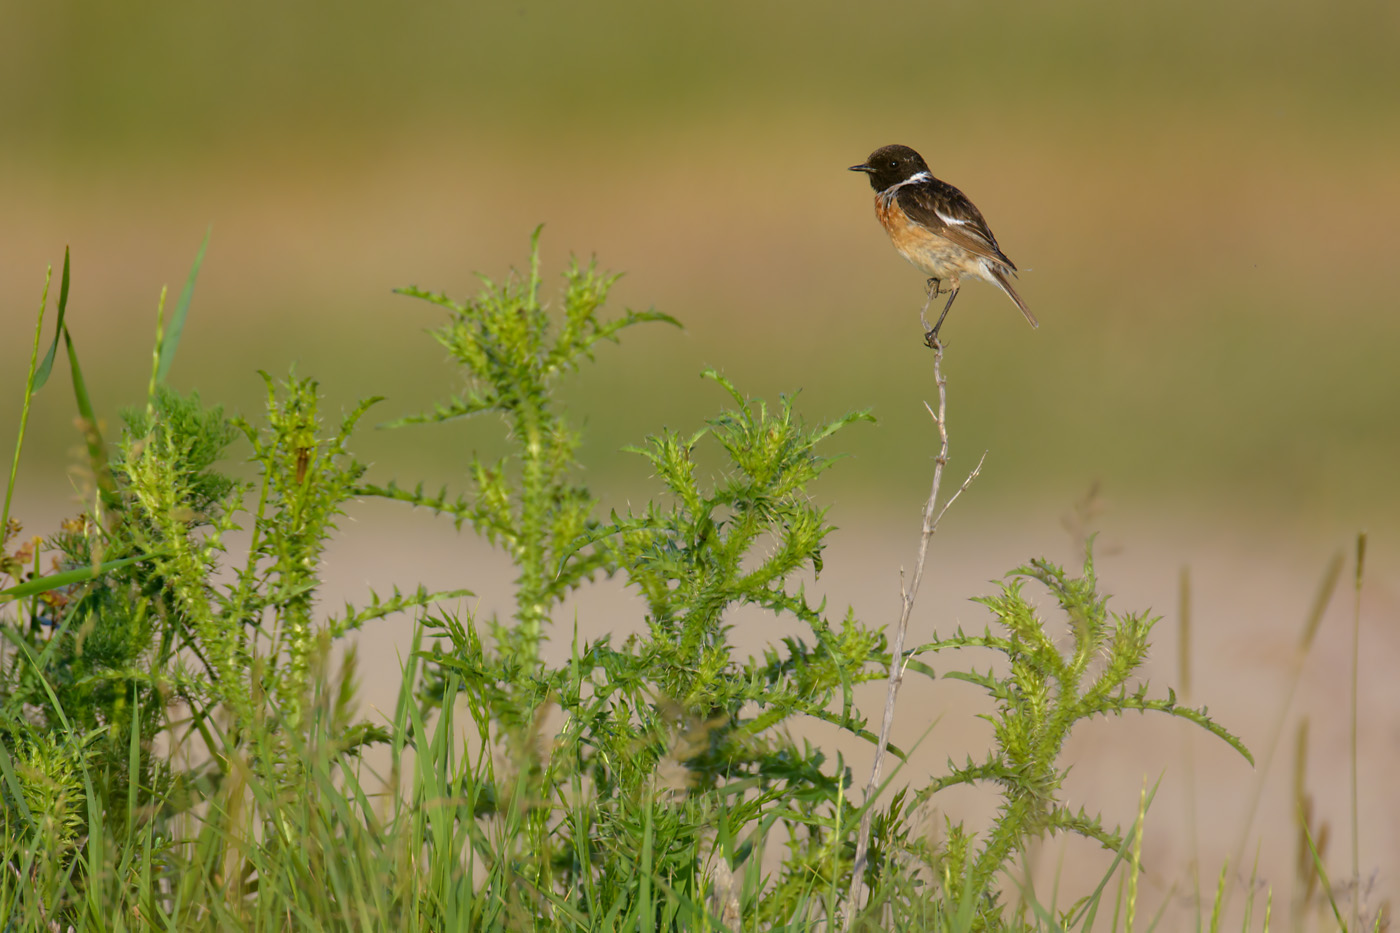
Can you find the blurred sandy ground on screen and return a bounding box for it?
[2,0,1398,924]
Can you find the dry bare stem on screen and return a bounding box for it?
[843,342,986,927]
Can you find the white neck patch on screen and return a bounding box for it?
[879,171,932,201]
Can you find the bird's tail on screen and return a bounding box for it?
[990,265,1038,329]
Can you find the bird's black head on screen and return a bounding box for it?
[849,144,930,191]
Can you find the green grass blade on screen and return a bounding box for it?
[0,552,154,600]
[639,797,655,933]
[3,263,54,534]
[127,685,142,830]
[1208,860,1228,933]
[156,227,210,385]
[63,325,121,512]
[1227,550,1343,911]
[1070,778,1163,931]
[0,740,35,829]
[1349,530,1367,933]
[1301,816,1347,932]
[31,247,69,391]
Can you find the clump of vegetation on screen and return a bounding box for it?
[1,234,1267,932]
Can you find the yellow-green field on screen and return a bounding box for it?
[3,0,1397,530]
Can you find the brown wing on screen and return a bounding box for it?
[896,178,1018,272]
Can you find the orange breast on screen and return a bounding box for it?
[875,192,977,281]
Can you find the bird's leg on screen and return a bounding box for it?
[919,278,942,334]
[923,287,960,349]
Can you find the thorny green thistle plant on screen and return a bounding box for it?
[367,231,900,922]
[904,548,1254,929]
[1,246,461,923]
[368,227,679,669]
[0,234,1260,933]
[367,232,1252,930]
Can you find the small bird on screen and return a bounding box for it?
[850,144,1036,346]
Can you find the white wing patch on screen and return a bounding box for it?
[935,209,970,227]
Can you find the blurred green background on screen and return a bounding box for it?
[4,2,1399,913]
[2,0,1397,536]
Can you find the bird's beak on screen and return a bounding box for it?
[849,163,874,173]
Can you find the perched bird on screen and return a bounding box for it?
[850,144,1036,346]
